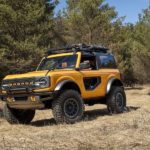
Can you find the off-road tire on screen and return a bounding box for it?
[52,90,84,124]
[3,104,35,124]
[107,86,126,114]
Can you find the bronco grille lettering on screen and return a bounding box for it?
[2,77,36,90]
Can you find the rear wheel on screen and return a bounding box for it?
[52,90,84,124]
[3,104,35,124]
[107,86,126,114]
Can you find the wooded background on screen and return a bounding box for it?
[0,0,149,84]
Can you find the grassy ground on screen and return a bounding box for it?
[0,85,149,150]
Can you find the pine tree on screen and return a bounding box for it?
[132,5,150,83]
[63,0,120,45]
[0,0,57,78]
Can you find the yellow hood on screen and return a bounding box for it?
[4,70,49,80]
[3,69,75,80]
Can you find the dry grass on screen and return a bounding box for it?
[0,85,150,150]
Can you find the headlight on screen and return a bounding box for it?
[1,84,9,90]
[35,77,50,88]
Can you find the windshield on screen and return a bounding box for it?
[37,55,77,71]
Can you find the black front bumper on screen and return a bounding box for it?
[1,91,54,98]
[0,91,56,109]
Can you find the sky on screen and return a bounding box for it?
[55,0,150,23]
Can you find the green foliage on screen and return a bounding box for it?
[0,0,149,84]
[0,0,57,79]
[132,6,150,83]
[62,0,120,45]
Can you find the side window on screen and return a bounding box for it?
[81,55,97,70]
[98,54,117,69]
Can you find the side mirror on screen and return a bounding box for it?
[79,61,91,70]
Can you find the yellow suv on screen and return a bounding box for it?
[1,44,126,124]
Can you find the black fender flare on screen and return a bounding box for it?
[54,80,81,93]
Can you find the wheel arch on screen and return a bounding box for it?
[54,80,81,94]
[106,78,123,94]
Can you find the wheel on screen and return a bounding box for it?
[107,86,126,114]
[3,104,35,124]
[52,90,84,124]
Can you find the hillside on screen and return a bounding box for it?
[0,85,149,150]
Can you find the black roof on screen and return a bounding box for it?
[47,44,109,55]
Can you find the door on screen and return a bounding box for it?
[79,54,104,99]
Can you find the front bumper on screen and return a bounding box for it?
[0,91,55,109]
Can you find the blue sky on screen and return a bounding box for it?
[55,0,149,23]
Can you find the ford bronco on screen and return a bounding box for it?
[1,44,126,124]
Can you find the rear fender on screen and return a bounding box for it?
[106,78,123,94]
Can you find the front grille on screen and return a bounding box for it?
[2,77,37,91]
[3,78,35,86]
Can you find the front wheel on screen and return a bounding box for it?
[107,86,126,114]
[3,104,35,124]
[52,90,84,124]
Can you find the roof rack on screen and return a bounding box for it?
[47,44,109,55]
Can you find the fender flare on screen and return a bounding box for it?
[106,78,123,94]
[54,80,77,91]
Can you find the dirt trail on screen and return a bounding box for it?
[0,85,149,150]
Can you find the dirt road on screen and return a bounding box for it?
[0,85,149,150]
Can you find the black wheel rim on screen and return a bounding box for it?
[64,98,79,119]
[116,92,124,108]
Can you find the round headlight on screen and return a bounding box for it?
[34,76,49,88]
[39,78,47,86]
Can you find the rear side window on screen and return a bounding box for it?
[98,54,117,69]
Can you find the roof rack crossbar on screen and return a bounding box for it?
[47,44,108,55]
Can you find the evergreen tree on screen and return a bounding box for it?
[0,0,57,78]
[63,0,120,45]
[132,5,150,83]
[52,11,68,47]
[0,0,149,84]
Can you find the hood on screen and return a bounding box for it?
[4,70,49,80]
[3,69,75,80]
